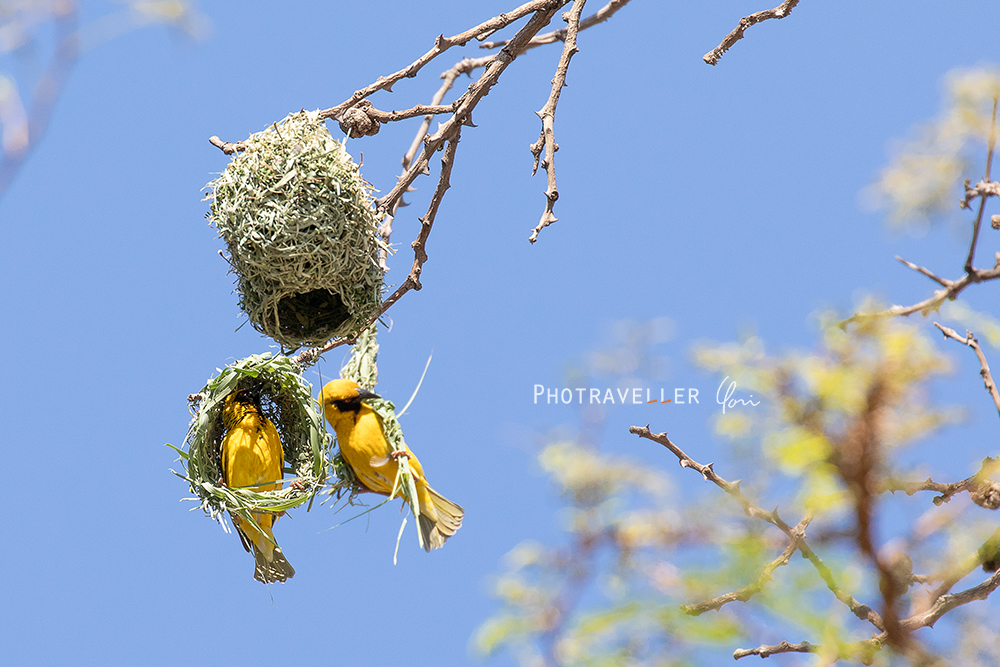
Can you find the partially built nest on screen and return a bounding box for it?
[207,110,386,350]
[174,354,330,524]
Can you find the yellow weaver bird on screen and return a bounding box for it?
[220,389,295,583]
[319,379,464,551]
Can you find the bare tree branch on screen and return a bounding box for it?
[629,425,886,632]
[316,0,571,123]
[681,514,810,615]
[733,640,819,660]
[295,3,569,366]
[963,96,998,272]
[896,256,951,288]
[934,324,1000,419]
[703,0,801,66]
[527,0,586,244]
[479,0,632,50]
[839,261,1000,327]
[843,103,1000,328]
[904,569,1000,631]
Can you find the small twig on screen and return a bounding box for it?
[379,55,497,267]
[527,0,586,244]
[208,136,246,155]
[317,0,567,123]
[904,568,1000,631]
[986,95,998,183]
[208,1,570,156]
[479,0,632,50]
[682,515,811,615]
[934,324,1000,419]
[964,190,990,275]
[839,261,1000,327]
[703,0,801,66]
[926,526,1000,602]
[733,640,819,660]
[896,256,951,288]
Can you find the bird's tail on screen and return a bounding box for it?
[235,513,296,584]
[251,544,296,584]
[417,485,465,552]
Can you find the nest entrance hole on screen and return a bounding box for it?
[275,288,351,341]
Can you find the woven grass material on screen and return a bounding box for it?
[207,110,386,351]
[171,354,330,528]
[336,327,426,551]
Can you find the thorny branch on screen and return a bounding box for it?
[628,426,886,633]
[680,514,810,615]
[904,568,1000,632]
[527,0,586,244]
[703,0,801,66]
[839,258,1000,326]
[881,456,1000,508]
[480,0,631,50]
[934,323,1000,419]
[295,2,570,366]
[212,1,641,351]
[633,425,1000,664]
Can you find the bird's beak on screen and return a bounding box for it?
[356,388,380,402]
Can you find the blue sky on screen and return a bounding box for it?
[2,1,999,665]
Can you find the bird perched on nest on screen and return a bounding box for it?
[319,378,464,551]
[221,388,296,583]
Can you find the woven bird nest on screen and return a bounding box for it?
[207,110,386,350]
[172,354,330,524]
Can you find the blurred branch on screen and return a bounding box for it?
[833,377,914,649]
[703,0,801,66]
[934,324,1000,419]
[963,96,997,272]
[733,640,818,660]
[630,425,886,632]
[0,1,204,199]
[0,2,78,197]
[840,261,1000,326]
[896,256,950,288]
[681,514,810,615]
[904,568,1000,631]
[843,101,1000,327]
[927,525,1000,602]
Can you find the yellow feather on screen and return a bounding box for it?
[220,391,295,583]
[319,378,464,551]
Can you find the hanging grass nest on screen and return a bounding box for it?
[170,353,331,525]
[207,110,387,350]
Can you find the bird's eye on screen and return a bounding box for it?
[332,398,359,412]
